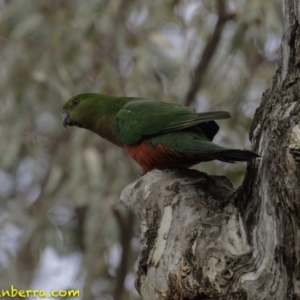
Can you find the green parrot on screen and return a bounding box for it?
[62,93,259,173]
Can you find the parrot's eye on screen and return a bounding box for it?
[72,98,80,107]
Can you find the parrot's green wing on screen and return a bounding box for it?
[149,130,228,154]
[114,99,231,144]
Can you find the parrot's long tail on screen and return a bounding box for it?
[125,137,260,172]
[214,149,260,163]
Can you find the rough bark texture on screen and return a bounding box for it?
[121,170,252,299]
[120,1,300,299]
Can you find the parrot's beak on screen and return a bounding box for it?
[62,110,73,128]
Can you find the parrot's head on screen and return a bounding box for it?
[62,94,86,128]
[62,93,129,146]
[62,93,109,129]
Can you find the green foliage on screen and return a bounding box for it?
[0,0,281,299]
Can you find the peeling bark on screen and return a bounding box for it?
[121,170,252,299]
[120,1,300,299]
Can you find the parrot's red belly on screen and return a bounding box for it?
[124,139,214,173]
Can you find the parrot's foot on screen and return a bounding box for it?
[137,171,146,179]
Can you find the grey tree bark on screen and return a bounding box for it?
[120,1,300,299]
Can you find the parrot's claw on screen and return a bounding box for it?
[137,171,146,179]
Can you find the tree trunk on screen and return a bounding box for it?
[120,1,300,299]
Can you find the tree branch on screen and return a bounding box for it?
[120,169,251,299]
[185,0,235,106]
[113,208,135,300]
